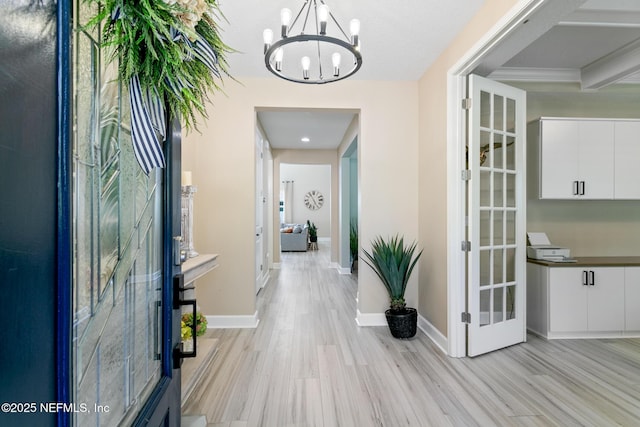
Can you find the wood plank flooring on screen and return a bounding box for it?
[182,241,640,426]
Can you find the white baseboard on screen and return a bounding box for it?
[205,311,260,329]
[337,266,351,275]
[418,314,448,355]
[355,310,387,327]
[272,263,281,269]
[260,271,270,289]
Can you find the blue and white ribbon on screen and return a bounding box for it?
[129,75,166,175]
[125,25,221,174]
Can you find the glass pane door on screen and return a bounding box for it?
[72,1,164,424]
[467,74,526,357]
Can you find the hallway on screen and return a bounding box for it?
[182,242,640,426]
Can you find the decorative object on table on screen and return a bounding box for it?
[350,222,358,273]
[304,190,324,210]
[181,311,207,351]
[262,0,362,84]
[362,235,423,339]
[181,171,199,258]
[86,0,233,174]
[182,311,208,338]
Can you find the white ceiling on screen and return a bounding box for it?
[487,0,640,88]
[223,0,640,150]
[217,0,485,82]
[257,109,356,150]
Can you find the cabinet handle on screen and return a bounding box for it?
[589,270,595,286]
[579,181,585,196]
[573,181,579,195]
[582,270,588,286]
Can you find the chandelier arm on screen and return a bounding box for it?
[290,1,310,36]
[329,13,350,41]
[313,1,324,79]
[301,0,313,35]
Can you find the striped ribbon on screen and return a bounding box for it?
[127,27,220,174]
[129,75,166,175]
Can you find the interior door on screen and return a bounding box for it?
[467,74,527,357]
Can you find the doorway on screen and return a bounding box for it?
[447,0,640,356]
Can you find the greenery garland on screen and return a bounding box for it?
[87,0,233,130]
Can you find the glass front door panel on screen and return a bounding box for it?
[72,0,163,424]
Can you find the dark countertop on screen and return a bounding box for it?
[527,256,640,267]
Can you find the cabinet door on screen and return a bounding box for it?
[540,120,579,199]
[578,121,614,199]
[587,267,624,331]
[625,267,640,330]
[549,268,588,332]
[614,121,640,199]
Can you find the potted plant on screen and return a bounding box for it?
[362,235,423,339]
[350,222,358,273]
[306,220,318,243]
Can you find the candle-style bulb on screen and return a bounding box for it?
[301,56,311,80]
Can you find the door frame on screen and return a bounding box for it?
[445,0,567,357]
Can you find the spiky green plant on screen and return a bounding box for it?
[361,235,422,312]
[349,222,358,260]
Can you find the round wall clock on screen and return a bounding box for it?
[304,190,324,210]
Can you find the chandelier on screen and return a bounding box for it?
[262,0,362,84]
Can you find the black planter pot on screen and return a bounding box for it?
[385,307,417,339]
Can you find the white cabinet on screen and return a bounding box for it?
[537,118,614,199]
[548,267,624,333]
[532,118,640,200]
[527,260,638,339]
[614,121,640,199]
[625,267,640,330]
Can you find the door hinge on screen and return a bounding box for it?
[462,98,472,110]
[461,312,471,324]
[461,241,471,252]
[461,169,471,181]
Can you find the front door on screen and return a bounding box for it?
[71,0,181,424]
[467,74,527,357]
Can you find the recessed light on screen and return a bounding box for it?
[301,137,310,143]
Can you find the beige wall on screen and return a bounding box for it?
[417,0,520,337]
[183,78,419,317]
[517,82,640,256]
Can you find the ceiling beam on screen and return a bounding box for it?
[473,0,586,76]
[581,38,640,89]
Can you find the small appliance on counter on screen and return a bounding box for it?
[527,232,575,262]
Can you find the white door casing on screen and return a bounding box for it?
[467,74,527,357]
[256,127,264,294]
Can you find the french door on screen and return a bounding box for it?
[467,74,527,357]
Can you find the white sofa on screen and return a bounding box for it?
[280,223,308,251]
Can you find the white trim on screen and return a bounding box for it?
[337,266,352,275]
[272,263,281,269]
[538,330,640,340]
[446,0,546,358]
[355,310,386,327]
[489,67,581,83]
[206,311,260,329]
[417,314,448,355]
[260,271,270,289]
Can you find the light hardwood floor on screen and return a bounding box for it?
[183,241,640,426]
